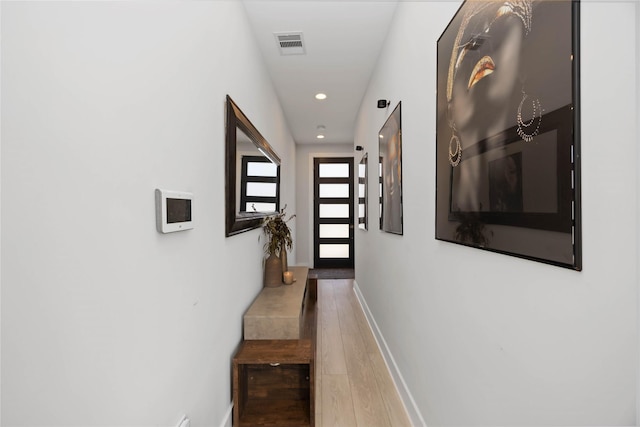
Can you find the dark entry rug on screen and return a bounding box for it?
[309,268,355,279]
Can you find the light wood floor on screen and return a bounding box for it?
[315,279,412,427]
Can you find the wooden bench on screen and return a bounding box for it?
[233,267,317,427]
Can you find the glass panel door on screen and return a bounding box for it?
[240,156,280,214]
[314,157,354,268]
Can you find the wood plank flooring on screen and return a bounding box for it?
[315,279,412,427]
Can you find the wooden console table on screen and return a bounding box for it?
[233,267,317,427]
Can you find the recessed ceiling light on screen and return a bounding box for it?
[315,93,327,100]
[317,124,326,139]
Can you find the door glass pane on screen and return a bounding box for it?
[320,183,349,198]
[319,224,350,238]
[246,182,276,197]
[359,163,366,178]
[319,244,350,258]
[246,202,276,212]
[247,162,278,177]
[319,204,349,218]
[359,204,365,217]
[359,183,365,196]
[319,163,349,178]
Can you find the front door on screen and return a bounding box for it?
[313,157,354,268]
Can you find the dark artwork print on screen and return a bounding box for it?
[379,102,403,235]
[435,0,581,270]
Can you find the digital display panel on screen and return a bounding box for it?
[166,198,192,224]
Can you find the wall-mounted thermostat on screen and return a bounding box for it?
[155,189,194,233]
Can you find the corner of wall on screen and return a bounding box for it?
[219,404,232,427]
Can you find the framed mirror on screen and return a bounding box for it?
[225,95,281,237]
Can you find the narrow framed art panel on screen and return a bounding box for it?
[358,153,368,230]
[435,0,581,270]
[379,102,403,235]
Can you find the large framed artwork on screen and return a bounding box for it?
[435,0,581,270]
[379,102,403,235]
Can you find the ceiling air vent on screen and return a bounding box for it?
[274,32,306,56]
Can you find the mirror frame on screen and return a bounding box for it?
[225,95,281,237]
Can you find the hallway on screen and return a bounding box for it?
[2,2,638,425]
[316,279,412,426]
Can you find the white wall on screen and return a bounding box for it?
[0,1,3,423]
[355,1,638,425]
[1,2,295,426]
[295,143,353,267]
[637,5,640,425]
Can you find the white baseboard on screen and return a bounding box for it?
[353,280,426,427]
[219,403,232,427]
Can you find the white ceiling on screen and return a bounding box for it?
[243,0,399,145]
